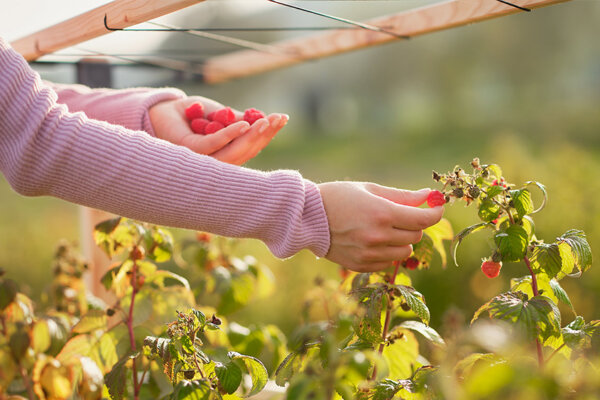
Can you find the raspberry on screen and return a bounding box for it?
[426,190,446,208]
[204,121,225,134]
[492,179,507,188]
[243,108,266,125]
[185,102,204,120]
[212,107,237,126]
[403,257,419,270]
[481,260,502,278]
[206,111,216,121]
[190,118,210,135]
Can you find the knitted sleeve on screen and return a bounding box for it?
[0,37,331,259]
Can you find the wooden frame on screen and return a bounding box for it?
[11,0,204,61]
[202,0,570,83]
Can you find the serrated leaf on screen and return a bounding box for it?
[352,286,384,345]
[94,217,123,235]
[486,164,503,180]
[452,222,492,266]
[31,320,51,353]
[472,292,561,342]
[478,198,501,222]
[0,279,18,310]
[215,361,243,394]
[275,352,303,387]
[562,317,600,350]
[104,355,132,400]
[228,352,268,397]
[171,380,213,400]
[382,330,419,379]
[72,309,107,334]
[510,189,534,218]
[412,234,434,268]
[510,274,558,305]
[529,243,571,280]
[494,224,528,262]
[394,285,430,325]
[454,353,499,378]
[398,321,445,346]
[557,230,593,275]
[549,279,575,314]
[485,185,505,199]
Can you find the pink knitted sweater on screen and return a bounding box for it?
[0,37,330,259]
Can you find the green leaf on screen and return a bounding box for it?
[472,292,561,342]
[105,354,133,400]
[352,286,384,345]
[215,362,243,394]
[451,222,492,266]
[382,331,419,379]
[228,352,268,397]
[454,353,499,378]
[478,198,501,222]
[371,379,404,400]
[95,217,123,235]
[31,320,51,353]
[494,224,528,262]
[394,285,430,325]
[147,270,191,290]
[423,218,453,267]
[549,279,575,314]
[557,230,593,275]
[398,321,445,346]
[562,317,600,350]
[72,309,107,334]
[9,328,30,361]
[510,274,557,305]
[171,380,213,400]
[525,181,548,214]
[217,274,255,315]
[275,352,303,387]
[412,234,434,268]
[485,185,505,199]
[529,243,572,280]
[510,189,534,218]
[486,164,503,180]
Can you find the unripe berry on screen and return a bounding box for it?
[481,260,502,278]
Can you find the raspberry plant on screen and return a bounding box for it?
[1,159,599,399]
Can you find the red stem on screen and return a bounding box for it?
[524,255,544,367]
[128,261,140,400]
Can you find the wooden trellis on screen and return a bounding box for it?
[9,0,573,299]
[13,0,571,82]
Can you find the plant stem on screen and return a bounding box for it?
[370,262,401,380]
[546,343,566,363]
[128,261,140,400]
[524,255,544,368]
[18,362,35,400]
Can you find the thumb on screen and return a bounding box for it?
[367,185,431,207]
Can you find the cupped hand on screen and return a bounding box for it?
[318,182,444,272]
[148,96,288,165]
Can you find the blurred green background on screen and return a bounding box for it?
[1,0,599,335]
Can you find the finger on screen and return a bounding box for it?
[358,245,414,264]
[180,121,250,154]
[390,204,444,231]
[212,119,270,161]
[368,185,432,207]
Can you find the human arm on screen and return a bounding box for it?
[48,82,288,165]
[0,37,328,259]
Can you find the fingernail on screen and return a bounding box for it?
[271,115,281,126]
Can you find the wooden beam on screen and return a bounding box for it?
[203,0,571,84]
[11,0,204,61]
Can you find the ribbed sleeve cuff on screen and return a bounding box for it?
[300,179,331,257]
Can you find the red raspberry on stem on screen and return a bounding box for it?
[243,108,266,125]
[204,121,225,134]
[481,260,502,278]
[403,257,419,270]
[191,118,210,135]
[185,103,205,120]
[212,107,237,126]
[426,190,446,208]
